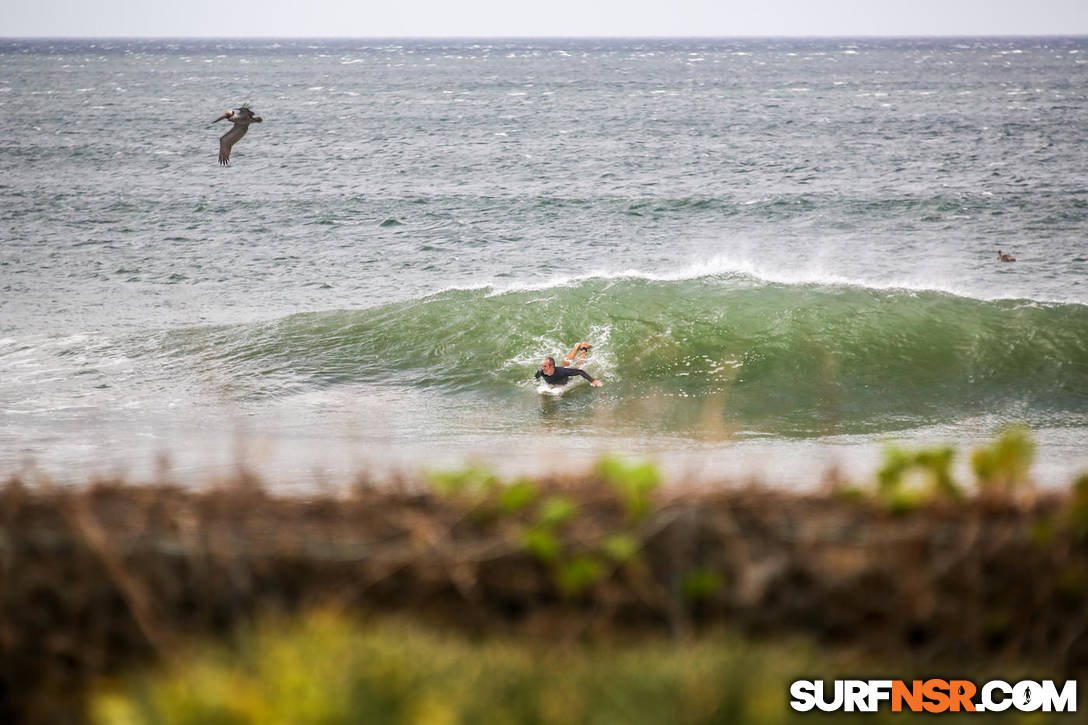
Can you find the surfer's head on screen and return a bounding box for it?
[541,357,556,375]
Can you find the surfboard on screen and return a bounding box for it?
[536,376,586,396]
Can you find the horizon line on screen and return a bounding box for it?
[3,33,1088,40]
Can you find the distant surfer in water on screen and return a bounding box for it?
[997,250,1017,262]
[535,342,603,387]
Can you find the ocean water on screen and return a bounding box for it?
[2,37,1087,486]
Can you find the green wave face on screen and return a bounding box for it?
[166,277,1088,436]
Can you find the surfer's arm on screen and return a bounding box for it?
[573,368,603,386]
[534,369,543,380]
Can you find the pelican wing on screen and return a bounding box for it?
[218,123,249,165]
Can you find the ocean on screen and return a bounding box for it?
[1,37,1086,487]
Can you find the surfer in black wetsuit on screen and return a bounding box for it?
[534,342,603,387]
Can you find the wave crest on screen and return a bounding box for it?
[166,276,1088,434]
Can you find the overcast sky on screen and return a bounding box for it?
[4,0,1087,38]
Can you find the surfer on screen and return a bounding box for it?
[997,250,1016,262]
[534,342,603,387]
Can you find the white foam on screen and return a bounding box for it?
[535,379,578,396]
[508,325,615,391]
[437,256,1086,307]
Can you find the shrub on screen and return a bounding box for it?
[595,456,661,520]
[876,444,959,507]
[970,426,1035,492]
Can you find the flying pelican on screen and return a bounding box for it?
[211,105,262,165]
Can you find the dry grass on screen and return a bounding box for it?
[1,466,1087,722]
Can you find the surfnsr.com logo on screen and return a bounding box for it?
[790,679,1077,713]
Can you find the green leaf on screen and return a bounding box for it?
[972,426,1035,491]
[520,529,561,563]
[595,456,660,519]
[499,479,537,514]
[601,533,639,563]
[555,556,605,596]
[536,496,577,528]
[682,570,724,602]
[425,464,499,497]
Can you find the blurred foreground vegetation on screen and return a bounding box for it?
[91,612,1047,725]
[2,427,1086,723]
[869,426,1039,509]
